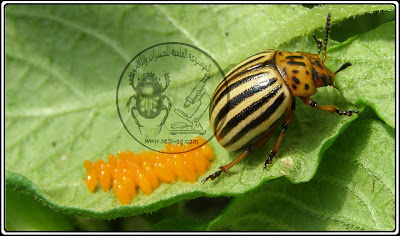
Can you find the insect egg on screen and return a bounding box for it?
[83,136,214,205]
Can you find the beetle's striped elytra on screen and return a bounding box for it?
[203,12,359,183]
[210,54,293,152]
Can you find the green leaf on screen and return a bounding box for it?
[5,4,394,220]
[208,119,395,231]
[328,21,395,128]
[5,188,75,231]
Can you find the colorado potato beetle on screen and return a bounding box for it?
[202,12,359,182]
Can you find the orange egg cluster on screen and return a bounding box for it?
[83,136,214,205]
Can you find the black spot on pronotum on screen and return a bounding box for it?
[292,76,300,84]
[313,60,323,68]
[312,67,319,80]
[287,61,306,67]
[305,84,309,90]
[321,74,329,85]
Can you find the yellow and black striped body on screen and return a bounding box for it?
[210,50,294,152]
[203,12,359,183]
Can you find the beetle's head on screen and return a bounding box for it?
[309,12,352,90]
[311,59,351,90]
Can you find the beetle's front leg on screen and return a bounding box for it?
[126,95,136,111]
[264,100,296,170]
[301,97,359,116]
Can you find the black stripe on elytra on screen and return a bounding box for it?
[213,78,278,130]
[238,96,294,151]
[224,92,286,148]
[215,55,267,92]
[224,55,265,78]
[239,111,287,151]
[218,84,282,141]
[244,56,275,72]
[214,56,276,102]
[211,71,271,113]
[287,61,306,67]
[286,55,304,59]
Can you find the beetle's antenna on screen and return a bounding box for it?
[330,62,351,91]
[323,12,331,63]
[313,32,323,54]
[332,62,352,77]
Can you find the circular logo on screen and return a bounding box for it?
[117,42,225,154]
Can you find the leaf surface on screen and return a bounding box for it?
[5,4,394,219]
[208,119,395,231]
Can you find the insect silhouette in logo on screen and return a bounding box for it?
[126,72,172,135]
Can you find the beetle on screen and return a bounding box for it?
[126,72,172,135]
[202,12,359,182]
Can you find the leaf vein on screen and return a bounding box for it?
[6,52,85,98]
[6,10,131,62]
[152,5,213,58]
[269,191,367,230]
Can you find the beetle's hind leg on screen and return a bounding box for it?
[202,128,276,183]
[201,148,251,183]
[157,95,172,134]
[264,100,296,170]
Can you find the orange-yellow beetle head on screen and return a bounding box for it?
[310,57,352,90]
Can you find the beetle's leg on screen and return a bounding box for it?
[264,100,296,170]
[157,105,169,134]
[163,73,171,92]
[159,96,172,124]
[157,95,172,134]
[201,147,251,183]
[301,97,359,116]
[126,95,135,110]
[130,106,144,135]
[202,127,276,183]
